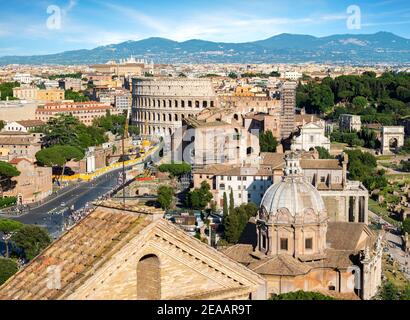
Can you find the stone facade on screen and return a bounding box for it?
[381,126,405,154]
[339,114,362,132]
[0,203,267,300]
[280,82,297,140]
[3,158,52,204]
[132,77,217,137]
[223,153,382,300]
[291,121,330,152]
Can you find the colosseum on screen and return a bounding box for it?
[131,77,217,136]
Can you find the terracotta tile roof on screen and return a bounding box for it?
[9,158,32,165]
[16,120,45,127]
[221,244,255,265]
[300,159,342,170]
[295,114,320,124]
[248,254,311,276]
[0,206,150,300]
[0,137,38,145]
[326,222,374,251]
[260,152,285,169]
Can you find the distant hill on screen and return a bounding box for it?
[1,32,409,65]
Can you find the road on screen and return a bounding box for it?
[5,169,121,238]
[0,142,162,239]
[369,210,410,280]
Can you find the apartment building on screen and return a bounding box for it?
[35,101,120,126]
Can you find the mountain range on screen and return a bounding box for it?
[1,32,410,65]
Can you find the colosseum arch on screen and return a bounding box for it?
[203,101,208,108]
[175,114,179,121]
[169,114,172,122]
[195,100,200,108]
[163,114,166,122]
[181,100,185,108]
[175,100,179,108]
[137,254,161,300]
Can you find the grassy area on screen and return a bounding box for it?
[368,199,401,227]
[376,155,395,161]
[383,255,410,291]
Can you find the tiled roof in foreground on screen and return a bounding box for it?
[0,203,153,300]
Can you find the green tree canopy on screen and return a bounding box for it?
[0,219,23,234]
[379,281,400,300]
[403,218,410,234]
[223,203,258,244]
[271,290,335,300]
[259,130,278,153]
[0,258,18,285]
[0,161,20,178]
[157,185,174,210]
[158,162,192,177]
[315,146,333,159]
[36,145,84,167]
[187,181,213,210]
[11,225,51,261]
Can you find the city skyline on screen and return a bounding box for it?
[1,0,410,56]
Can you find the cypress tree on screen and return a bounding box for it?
[229,189,235,215]
[223,192,228,217]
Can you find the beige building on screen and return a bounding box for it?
[0,201,267,300]
[0,132,42,161]
[3,158,52,204]
[0,102,38,122]
[172,106,260,166]
[193,151,369,224]
[12,87,37,100]
[13,87,65,102]
[36,88,65,102]
[223,152,382,300]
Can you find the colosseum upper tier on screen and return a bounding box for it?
[131,77,217,136]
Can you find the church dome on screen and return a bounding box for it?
[260,175,326,216]
[260,151,326,217]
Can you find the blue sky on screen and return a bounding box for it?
[0,0,409,56]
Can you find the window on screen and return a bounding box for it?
[305,238,313,250]
[320,176,326,183]
[280,238,288,251]
[220,184,225,190]
[310,135,314,142]
[262,235,267,249]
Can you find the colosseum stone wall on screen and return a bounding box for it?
[131,77,217,136]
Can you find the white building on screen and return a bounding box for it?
[13,73,34,84]
[115,94,131,111]
[284,71,302,81]
[291,121,330,152]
